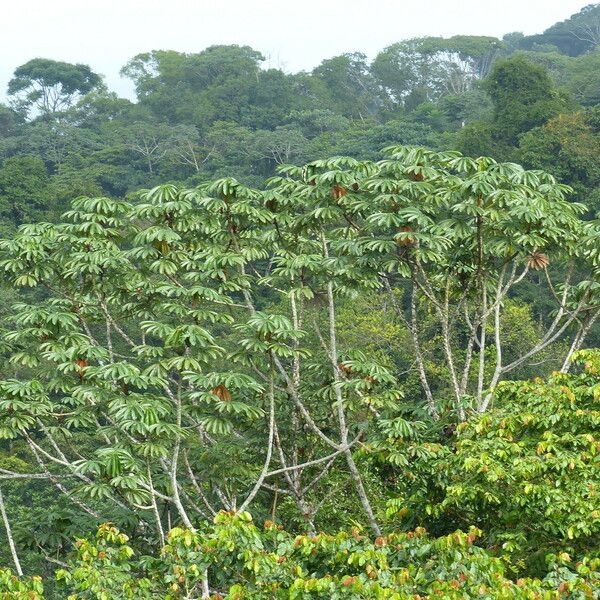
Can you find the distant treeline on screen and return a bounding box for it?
[1,4,600,235]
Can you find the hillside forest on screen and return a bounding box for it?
[0,3,599,599]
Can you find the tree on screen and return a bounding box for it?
[372,36,501,110]
[485,55,568,144]
[0,146,597,555]
[241,68,300,130]
[68,91,135,129]
[112,121,174,175]
[563,49,600,106]
[520,3,600,56]
[271,146,600,416]
[388,350,600,571]
[286,109,350,138]
[120,46,292,130]
[454,121,498,158]
[312,53,381,118]
[518,109,600,212]
[2,513,599,597]
[8,59,102,118]
[162,124,214,175]
[438,88,493,129]
[246,126,308,172]
[0,156,51,229]
[0,104,22,138]
[12,119,102,170]
[202,121,255,180]
[326,118,437,160]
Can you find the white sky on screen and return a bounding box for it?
[0,0,592,101]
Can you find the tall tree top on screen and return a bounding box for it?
[7,58,102,118]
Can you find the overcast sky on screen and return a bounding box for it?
[1,0,592,101]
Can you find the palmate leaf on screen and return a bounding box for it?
[77,482,114,500]
[110,474,148,493]
[92,362,148,388]
[197,415,233,435]
[73,459,102,476]
[9,352,40,368]
[118,421,160,436]
[377,417,424,440]
[13,274,39,286]
[64,411,98,429]
[164,324,217,347]
[160,356,204,372]
[210,399,264,419]
[131,344,164,359]
[140,320,174,339]
[108,395,170,424]
[132,441,168,458]
[185,371,262,390]
[366,212,405,228]
[149,258,178,274]
[122,488,151,506]
[133,226,181,246]
[0,426,21,439]
[144,422,184,437]
[0,378,47,398]
[83,447,141,478]
[141,362,168,381]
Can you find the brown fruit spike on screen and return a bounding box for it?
[75,358,88,380]
[526,252,550,270]
[331,185,347,200]
[338,363,353,376]
[210,384,232,402]
[396,225,415,246]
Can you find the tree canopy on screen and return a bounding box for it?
[8,59,103,117]
[1,4,600,597]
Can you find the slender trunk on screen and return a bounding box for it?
[239,376,275,511]
[322,234,380,535]
[201,572,210,599]
[170,390,193,529]
[411,263,461,408]
[560,312,599,373]
[410,288,438,418]
[232,236,338,450]
[476,286,488,405]
[289,289,302,487]
[272,423,317,534]
[441,313,464,419]
[480,291,503,412]
[147,463,165,547]
[0,488,23,576]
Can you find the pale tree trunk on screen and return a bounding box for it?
[322,234,380,536]
[0,487,23,576]
[560,312,599,373]
[239,376,275,511]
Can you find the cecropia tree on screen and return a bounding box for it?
[269,146,600,416]
[0,145,597,544]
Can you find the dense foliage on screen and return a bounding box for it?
[2,513,600,599]
[0,4,599,598]
[382,350,600,569]
[0,145,597,595]
[1,5,600,228]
